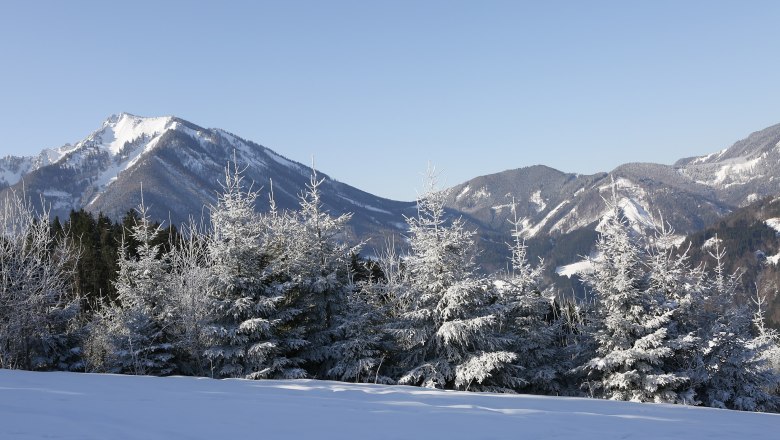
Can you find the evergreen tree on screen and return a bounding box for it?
[66,210,121,310]
[283,170,358,377]
[331,239,405,384]
[581,191,686,402]
[203,161,303,379]
[492,204,570,393]
[696,238,779,411]
[391,168,515,390]
[645,223,702,404]
[328,276,394,383]
[87,196,173,375]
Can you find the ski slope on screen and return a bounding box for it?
[0,369,777,439]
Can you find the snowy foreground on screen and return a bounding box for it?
[1,370,777,440]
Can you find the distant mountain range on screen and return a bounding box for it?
[3,113,780,273]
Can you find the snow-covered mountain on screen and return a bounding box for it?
[677,122,780,206]
[5,113,780,269]
[441,123,780,274]
[445,122,780,245]
[0,113,416,244]
[443,163,729,249]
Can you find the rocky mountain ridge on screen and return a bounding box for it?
[3,114,780,267]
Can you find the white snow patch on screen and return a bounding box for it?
[702,236,723,250]
[491,203,514,213]
[336,195,392,215]
[0,161,32,186]
[765,218,780,234]
[2,370,778,440]
[692,151,718,164]
[549,206,576,234]
[767,254,780,265]
[472,186,490,200]
[93,134,165,190]
[555,259,594,278]
[98,113,174,156]
[456,185,471,201]
[266,149,301,171]
[42,189,71,198]
[618,198,655,230]
[530,190,546,212]
[520,201,569,238]
[596,197,656,234]
[598,177,641,194]
[713,156,763,185]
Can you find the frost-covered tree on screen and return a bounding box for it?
[491,204,567,393]
[0,191,80,371]
[696,238,779,412]
[753,292,780,376]
[328,280,393,383]
[282,170,358,377]
[203,162,300,379]
[166,219,213,376]
[581,192,686,402]
[752,291,780,396]
[645,223,701,403]
[87,197,173,375]
[391,168,515,390]
[328,240,403,384]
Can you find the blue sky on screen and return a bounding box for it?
[1,1,779,201]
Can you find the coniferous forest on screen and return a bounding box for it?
[1,162,779,413]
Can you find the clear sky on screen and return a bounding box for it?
[1,0,779,201]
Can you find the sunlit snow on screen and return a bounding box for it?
[555,259,594,278]
[1,370,777,440]
[765,218,780,234]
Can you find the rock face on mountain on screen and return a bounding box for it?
[0,113,416,245]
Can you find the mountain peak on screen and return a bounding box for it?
[92,113,178,156]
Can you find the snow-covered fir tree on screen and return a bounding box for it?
[752,291,780,397]
[695,238,779,412]
[0,191,80,371]
[282,170,358,377]
[328,278,393,383]
[581,190,686,402]
[203,161,301,379]
[490,203,568,393]
[391,168,516,390]
[645,223,702,404]
[328,238,403,384]
[88,196,173,375]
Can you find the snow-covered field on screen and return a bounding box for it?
[1,370,777,439]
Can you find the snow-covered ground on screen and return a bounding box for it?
[1,370,777,439]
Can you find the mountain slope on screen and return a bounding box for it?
[6,114,780,272]
[677,122,780,206]
[681,195,780,328]
[1,113,416,245]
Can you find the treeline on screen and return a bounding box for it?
[1,164,779,412]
